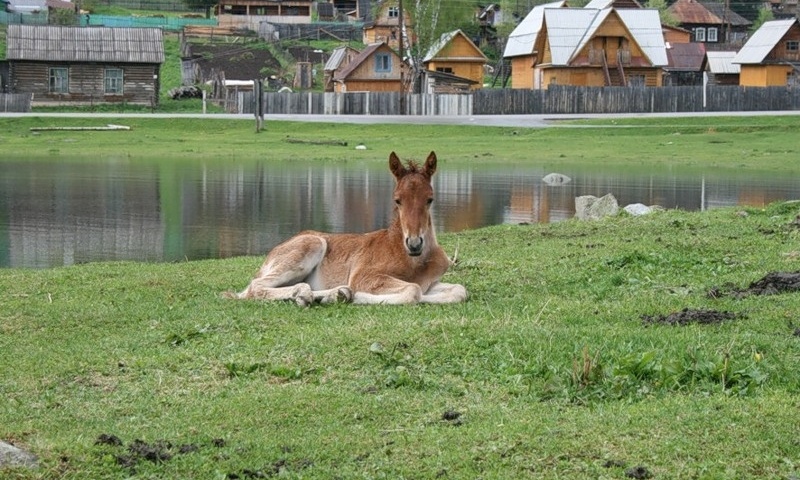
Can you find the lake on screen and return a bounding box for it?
[2,158,798,268]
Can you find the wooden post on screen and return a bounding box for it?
[254,79,264,132]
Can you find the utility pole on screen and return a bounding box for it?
[398,0,406,114]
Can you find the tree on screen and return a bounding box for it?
[750,6,774,33]
[184,0,216,18]
[404,0,477,91]
[647,0,678,27]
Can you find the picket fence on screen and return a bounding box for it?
[229,85,800,116]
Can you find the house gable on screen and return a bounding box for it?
[503,0,566,58]
[423,30,487,90]
[333,42,404,92]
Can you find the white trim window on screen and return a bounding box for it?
[694,27,706,42]
[104,68,124,94]
[707,27,718,42]
[49,67,69,93]
[387,6,399,18]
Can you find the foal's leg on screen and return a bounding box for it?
[420,282,468,304]
[231,235,327,306]
[351,275,423,305]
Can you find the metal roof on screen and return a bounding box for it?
[706,51,740,73]
[733,19,796,64]
[665,42,706,71]
[503,0,566,58]
[667,0,751,27]
[542,8,668,67]
[6,25,164,64]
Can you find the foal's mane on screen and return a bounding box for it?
[400,160,423,175]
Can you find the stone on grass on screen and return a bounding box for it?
[575,193,619,220]
[0,441,38,469]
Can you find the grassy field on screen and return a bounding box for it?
[1,115,800,478]
[2,114,800,172]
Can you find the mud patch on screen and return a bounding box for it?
[94,434,218,472]
[709,271,800,299]
[641,308,740,326]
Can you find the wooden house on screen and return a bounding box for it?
[502,0,566,89]
[706,51,740,85]
[733,18,800,86]
[362,0,415,52]
[324,45,361,91]
[216,0,313,31]
[5,25,164,106]
[422,30,487,91]
[667,0,751,45]
[663,24,693,44]
[332,42,405,92]
[664,42,706,85]
[531,8,668,89]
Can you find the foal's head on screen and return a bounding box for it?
[389,151,437,257]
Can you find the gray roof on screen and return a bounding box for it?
[6,25,164,64]
[543,8,668,67]
[707,51,740,74]
[503,0,566,58]
[733,19,796,65]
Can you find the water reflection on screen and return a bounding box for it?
[1,158,798,268]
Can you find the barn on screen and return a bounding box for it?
[5,25,164,106]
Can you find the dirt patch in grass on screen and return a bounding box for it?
[709,271,800,299]
[641,308,740,326]
[94,434,217,473]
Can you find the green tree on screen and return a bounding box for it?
[647,0,678,27]
[750,6,774,33]
[184,0,215,18]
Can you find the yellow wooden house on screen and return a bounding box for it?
[733,19,800,87]
[332,42,406,93]
[503,0,566,89]
[531,7,667,88]
[422,30,488,91]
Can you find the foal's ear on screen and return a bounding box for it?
[389,152,404,178]
[423,151,437,178]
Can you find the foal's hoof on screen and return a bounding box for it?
[337,287,353,303]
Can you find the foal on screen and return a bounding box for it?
[226,151,468,306]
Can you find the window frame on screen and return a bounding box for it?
[387,6,399,18]
[787,40,799,52]
[104,68,124,95]
[707,27,718,42]
[694,27,706,42]
[375,53,391,73]
[49,67,69,94]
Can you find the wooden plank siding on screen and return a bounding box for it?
[6,25,164,106]
[10,62,160,105]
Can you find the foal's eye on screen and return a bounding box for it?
[394,199,401,206]
[427,198,433,206]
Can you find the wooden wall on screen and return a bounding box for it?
[9,61,160,105]
[739,64,792,87]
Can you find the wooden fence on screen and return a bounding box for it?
[0,94,33,113]
[227,85,800,116]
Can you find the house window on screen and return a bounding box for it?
[104,68,123,94]
[388,6,399,17]
[436,67,453,74]
[707,27,718,42]
[375,53,391,72]
[787,40,799,52]
[694,27,706,42]
[49,67,69,93]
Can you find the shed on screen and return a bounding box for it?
[324,45,360,91]
[423,30,487,90]
[6,25,164,106]
[733,18,800,86]
[664,42,707,85]
[706,51,740,84]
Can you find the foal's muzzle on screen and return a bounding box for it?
[406,237,423,256]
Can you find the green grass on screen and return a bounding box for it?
[2,201,800,478]
[2,115,800,477]
[1,115,800,173]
